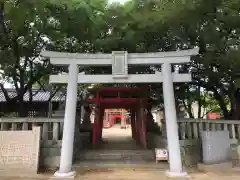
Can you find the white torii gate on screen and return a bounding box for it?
[41,49,199,178]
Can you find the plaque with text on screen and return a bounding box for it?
[112,51,128,78]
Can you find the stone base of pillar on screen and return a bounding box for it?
[165,170,189,178]
[52,171,76,179]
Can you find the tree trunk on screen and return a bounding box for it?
[212,89,230,119]
[197,86,202,118]
[234,89,240,120]
[18,97,27,117]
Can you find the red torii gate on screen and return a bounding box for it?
[104,109,128,129]
[87,88,149,148]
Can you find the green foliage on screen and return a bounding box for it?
[1,0,240,119]
[0,0,64,116]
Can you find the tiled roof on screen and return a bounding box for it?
[0,89,65,102]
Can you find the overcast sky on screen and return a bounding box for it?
[109,0,129,4]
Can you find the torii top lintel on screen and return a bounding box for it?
[43,49,199,84]
[41,48,199,66]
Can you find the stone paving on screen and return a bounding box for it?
[100,125,138,150]
[76,168,240,180]
[1,167,240,180]
[1,125,240,180]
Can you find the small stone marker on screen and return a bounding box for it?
[155,148,168,163]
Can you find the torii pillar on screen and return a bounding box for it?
[162,63,187,177]
[54,64,78,178]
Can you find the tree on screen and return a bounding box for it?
[122,0,240,119]
[0,0,112,116]
[0,0,64,116]
[1,0,239,120]
[170,0,240,119]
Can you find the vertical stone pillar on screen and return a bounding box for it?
[42,122,49,141]
[22,122,29,130]
[11,123,17,130]
[48,84,53,118]
[162,63,187,177]
[53,122,60,142]
[54,64,78,178]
